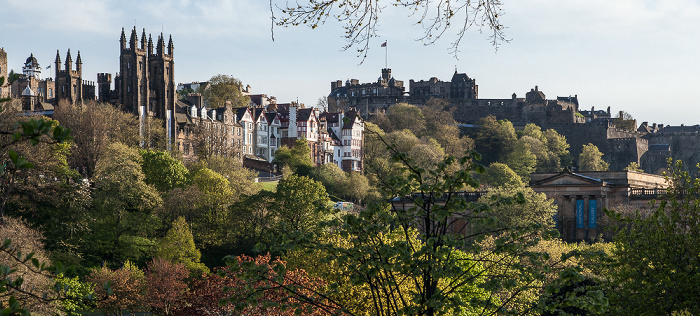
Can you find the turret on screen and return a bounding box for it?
[55,49,62,72]
[120,27,127,50]
[156,33,165,55]
[76,51,82,72]
[129,27,137,49]
[148,34,153,55]
[65,49,73,72]
[167,35,174,56]
[141,29,147,50]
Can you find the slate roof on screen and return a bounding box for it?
[648,144,671,151]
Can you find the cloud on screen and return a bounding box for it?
[2,0,119,35]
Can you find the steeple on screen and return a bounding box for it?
[120,27,127,50]
[129,27,137,49]
[167,34,174,56]
[141,28,147,50]
[76,51,82,72]
[148,34,153,55]
[54,49,62,72]
[156,33,165,55]
[65,49,73,71]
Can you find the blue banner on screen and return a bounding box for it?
[589,199,597,228]
[576,199,584,228]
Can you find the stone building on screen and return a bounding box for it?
[328,68,405,116]
[409,70,478,103]
[0,48,9,99]
[99,27,177,146]
[530,169,669,241]
[54,50,95,105]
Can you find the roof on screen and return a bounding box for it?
[342,110,361,129]
[297,108,315,122]
[451,71,470,82]
[25,54,39,67]
[530,168,608,187]
[648,144,670,151]
[22,86,35,96]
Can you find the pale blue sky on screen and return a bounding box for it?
[1,0,698,125]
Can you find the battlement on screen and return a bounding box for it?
[97,73,112,83]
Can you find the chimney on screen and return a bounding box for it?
[289,104,298,139]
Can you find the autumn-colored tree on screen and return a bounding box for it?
[221,254,334,315]
[88,261,145,316]
[145,258,190,316]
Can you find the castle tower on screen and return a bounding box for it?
[55,49,83,104]
[0,48,8,99]
[22,53,41,81]
[97,73,112,102]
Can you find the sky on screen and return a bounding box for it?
[1,0,699,126]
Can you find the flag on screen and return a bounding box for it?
[46,65,51,69]
[381,41,387,47]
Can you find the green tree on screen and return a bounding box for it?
[90,142,162,265]
[201,74,250,108]
[605,160,700,315]
[543,129,572,168]
[273,174,331,237]
[188,155,259,198]
[189,168,234,248]
[475,116,517,164]
[578,143,609,171]
[386,103,426,136]
[273,138,314,176]
[481,162,524,188]
[474,186,557,235]
[141,149,189,193]
[155,217,209,277]
[624,161,643,172]
[505,137,537,182]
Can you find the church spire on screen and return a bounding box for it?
[141,28,147,50]
[167,34,174,56]
[120,27,127,50]
[54,49,61,72]
[129,26,137,49]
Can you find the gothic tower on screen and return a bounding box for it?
[118,27,176,147]
[55,49,83,104]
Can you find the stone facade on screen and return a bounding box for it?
[0,48,8,99]
[531,169,669,241]
[328,68,405,116]
[100,27,177,146]
[54,50,95,105]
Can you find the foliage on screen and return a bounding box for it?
[272,0,507,60]
[221,254,334,315]
[188,155,259,198]
[273,174,331,238]
[624,161,643,172]
[140,150,189,192]
[474,186,556,236]
[505,137,537,182]
[475,116,517,164]
[481,162,524,188]
[578,143,609,172]
[144,258,190,316]
[273,138,314,176]
[201,74,250,108]
[90,142,162,265]
[87,261,145,316]
[155,217,209,277]
[54,274,95,316]
[605,160,700,315]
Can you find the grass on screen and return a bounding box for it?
[257,180,278,192]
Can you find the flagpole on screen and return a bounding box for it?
[385,41,388,69]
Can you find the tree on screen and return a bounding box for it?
[90,142,162,265]
[144,258,190,316]
[272,0,507,59]
[386,103,426,136]
[475,116,517,164]
[481,162,524,188]
[505,137,537,182]
[474,186,557,235]
[543,129,572,168]
[141,149,189,193]
[605,160,700,315]
[273,174,331,237]
[188,155,259,199]
[273,138,314,176]
[229,144,558,315]
[624,161,643,172]
[578,143,609,172]
[155,217,209,277]
[201,74,250,108]
[189,168,234,248]
[88,261,145,316]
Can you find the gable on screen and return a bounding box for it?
[534,174,603,187]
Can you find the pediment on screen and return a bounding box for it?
[533,173,603,187]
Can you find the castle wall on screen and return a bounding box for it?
[0,49,8,99]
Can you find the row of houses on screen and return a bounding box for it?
[173,94,364,172]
